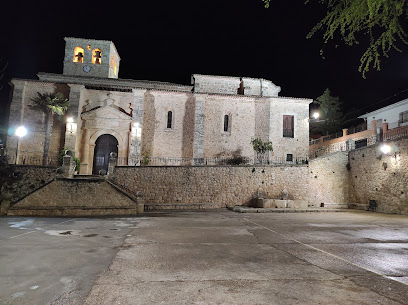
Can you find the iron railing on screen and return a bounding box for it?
[116,156,309,166]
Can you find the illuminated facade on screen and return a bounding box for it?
[6,37,312,174]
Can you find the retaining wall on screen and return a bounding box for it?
[111,165,310,207]
[349,139,408,214]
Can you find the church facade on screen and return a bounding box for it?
[7,37,312,174]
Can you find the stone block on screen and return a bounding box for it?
[263,199,276,208]
[275,200,287,208]
[292,200,308,209]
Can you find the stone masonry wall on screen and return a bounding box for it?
[111,165,309,207]
[308,152,350,207]
[0,163,56,204]
[349,139,408,214]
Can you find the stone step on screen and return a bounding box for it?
[320,203,349,209]
[231,206,348,213]
[144,202,221,211]
[348,203,370,210]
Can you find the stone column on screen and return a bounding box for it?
[66,84,85,158]
[192,95,206,165]
[6,80,27,160]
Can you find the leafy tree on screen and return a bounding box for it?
[311,88,344,135]
[30,92,70,166]
[251,138,273,162]
[261,0,408,78]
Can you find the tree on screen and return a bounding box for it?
[311,88,344,135]
[30,92,70,166]
[261,0,408,78]
[251,138,273,162]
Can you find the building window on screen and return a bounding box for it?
[167,111,173,129]
[111,56,114,68]
[283,115,294,138]
[73,47,84,63]
[114,61,117,75]
[286,154,293,162]
[399,110,408,124]
[92,48,102,64]
[223,114,229,132]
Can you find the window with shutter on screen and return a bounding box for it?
[283,115,294,138]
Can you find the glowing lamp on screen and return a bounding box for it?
[313,112,319,120]
[15,126,27,138]
[381,144,391,154]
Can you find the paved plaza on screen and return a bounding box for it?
[1,210,408,304]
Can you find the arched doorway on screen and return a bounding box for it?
[92,134,118,175]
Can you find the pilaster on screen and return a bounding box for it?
[192,96,206,164]
[129,89,145,164]
[66,84,85,158]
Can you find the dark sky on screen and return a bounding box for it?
[1,0,408,122]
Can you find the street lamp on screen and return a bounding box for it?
[313,112,319,120]
[67,117,74,133]
[381,144,391,154]
[15,126,27,164]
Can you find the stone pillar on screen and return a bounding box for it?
[342,129,348,137]
[62,153,76,178]
[66,84,85,158]
[193,96,206,165]
[371,120,377,134]
[136,191,144,214]
[107,153,117,177]
[347,139,355,151]
[382,122,389,135]
[6,80,27,160]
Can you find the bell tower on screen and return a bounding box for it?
[63,37,120,79]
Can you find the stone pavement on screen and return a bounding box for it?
[1,211,408,305]
[83,210,408,305]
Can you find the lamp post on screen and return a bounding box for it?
[15,126,27,164]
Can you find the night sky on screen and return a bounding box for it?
[1,0,408,128]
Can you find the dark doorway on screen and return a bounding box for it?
[92,134,118,175]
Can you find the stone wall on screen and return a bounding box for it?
[268,98,310,160]
[111,165,309,207]
[204,96,256,159]
[193,75,241,95]
[7,81,69,163]
[8,178,142,216]
[0,163,56,204]
[349,139,408,214]
[308,152,350,207]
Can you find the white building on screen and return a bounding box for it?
[358,98,408,130]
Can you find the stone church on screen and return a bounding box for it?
[7,37,312,174]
